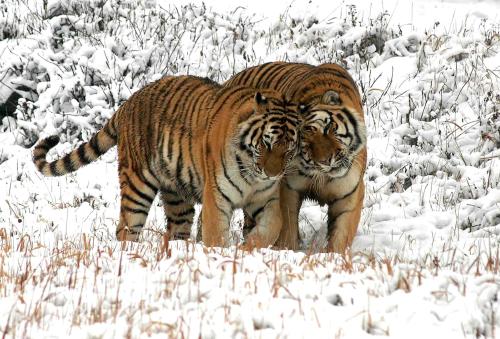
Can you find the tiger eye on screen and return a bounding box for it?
[304,125,316,133]
[331,121,338,132]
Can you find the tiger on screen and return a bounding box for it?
[33,75,301,248]
[224,62,367,254]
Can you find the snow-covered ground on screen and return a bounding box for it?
[1,0,499,337]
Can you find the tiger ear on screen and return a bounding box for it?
[322,90,342,105]
[255,92,268,104]
[253,92,269,113]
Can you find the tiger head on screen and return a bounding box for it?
[236,91,300,180]
[299,90,367,178]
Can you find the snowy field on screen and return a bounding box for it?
[1,0,500,337]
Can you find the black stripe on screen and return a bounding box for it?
[124,173,155,203]
[184,82,206,124]
[326,180,361,206]
[215,180,234,206]
[172,233,191,240]
[247,125,261,147]
[185,85,203,184]
[168,216,192,224]
[242,209,256,233]
[327,209,352,239]
[145,95,154,159]
[211,86,248,117]
[122,206,149,216]
[238,63,267,85]
[146,162,158,184]
[173,231,191,236]
[250,205,265,221]
[139,173,157,194]
[188,139,202,186]
[239,135,254,158]
[49,161,59,175]
[234,154,251,184]
[127,224,144,231]
[255,181,276,194]
[222,155,243,196]
[168,78,193,125]
[256,63,286,86]
[267,116,287,123]
[156,84,170,148]
[172,208,195,218]
[327,69,358,92]
[35,143,52,152]
[166,130,174,161]
[215,203,232,223]
[278,69,303,92]
[123,194,149,209]
[164,198,185,206]
[320,69,356,88]
[265,65,292,89]
[158,133,170,173]
[63,155,75,173]
[164,76,191,126]
[231,90,255,109]
[157,79,176,127]
[251,197,279,220]
[298,169,314,178]
[187,168,195,191]
[33,154,46,162]
[89,136,101,155]
[158,128,165,159]
[243,222,254,232]
[103,125,117,141]
[105,118,117,138]
[161,187,177,195]
[341,108,362,147]
[174,149,187,193]
[77,144,92,164]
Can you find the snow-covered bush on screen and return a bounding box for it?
[0,0,498,230]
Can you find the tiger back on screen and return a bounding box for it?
[224,62,367,253]
[33,75,301,247]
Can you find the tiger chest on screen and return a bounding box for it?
[286,165,362,206]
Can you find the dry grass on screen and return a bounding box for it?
[0,228,499,337]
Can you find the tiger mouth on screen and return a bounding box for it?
[319,163,351,177]
[255,168,284,181]
[301,158,352,178]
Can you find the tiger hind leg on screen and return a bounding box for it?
[160,189,195,241]
[117,169,159,241]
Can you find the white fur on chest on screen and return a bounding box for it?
[286,164,362,201]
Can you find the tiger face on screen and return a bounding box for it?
[237,92,300,180]
[299,91,366,178]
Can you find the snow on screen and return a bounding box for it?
[0,0,500,337]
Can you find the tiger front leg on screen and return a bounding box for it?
[326,181,364,254]
[201,182,232,247]
[274,183,301,250]
[244,196,283,249]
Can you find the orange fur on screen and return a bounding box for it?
[225,62,367,253]
[33,76,301,246]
